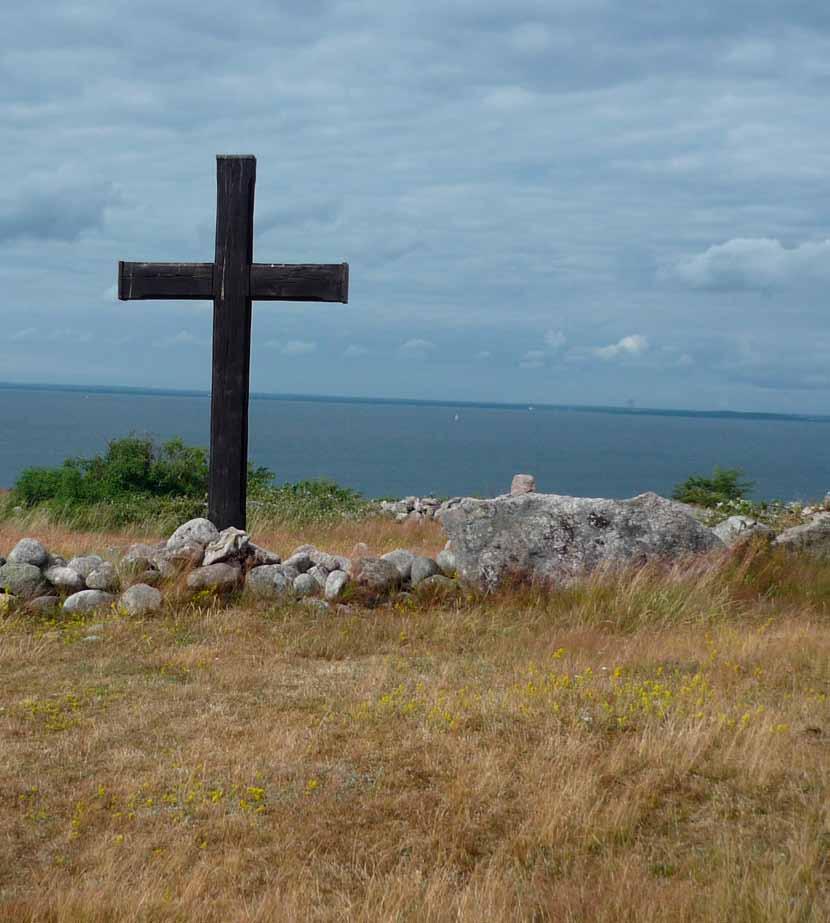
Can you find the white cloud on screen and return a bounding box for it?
[592,335,649,360]
[398,338,436,360]
[519,349,546,369]
[10,327,38,342]
[668,238,830,291]
[279,339,317,356]
[544,329,566,350]
[343,344,368,358]
[153,329,204,349]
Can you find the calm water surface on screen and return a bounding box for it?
[1,387,828,501]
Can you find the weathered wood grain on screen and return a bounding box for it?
[118,262,213,300]
[208,155,256,531]
[250,262,348,302]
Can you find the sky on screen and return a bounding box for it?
[2,0,830,414]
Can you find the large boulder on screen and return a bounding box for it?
[380,549,416,580]
[67,555,104,580]
[245,564,294,599]
[0,562,49,600]
[44,565,85,593]
[119,584,163,616]
[187,563,241,591]
[63,590,115,613]
[8,538,49,567]
[713,516,773,548]
[352,557,401,593]
[441,491,725,590]
[410,556,441,586]
[167,518,219,551]
[774,514,830,558]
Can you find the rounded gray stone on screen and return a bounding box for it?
[324,570,350,601]
[28,595,61,613]
[380,548,416,580]
[187,563,242,591]
[293,573,318,596]
[353,557,401,593]
[410,556,441,586]
[67,555,104,580]
[119,584,163,616]
[436,548,457,576]
[0,562,49,600]
[86,562,119,593]
[63,590,116,614]
[245,565,293,598]
[307,564,330,589]
[283,551,313,573]
[8,538,49,567]
[167,518,219,551]
[44,566,85,592]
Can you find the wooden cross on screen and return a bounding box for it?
[118,155,349,531]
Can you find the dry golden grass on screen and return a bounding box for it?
[1,538,829,921]
[0,516,447,562]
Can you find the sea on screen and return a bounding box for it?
[1,383,829,502]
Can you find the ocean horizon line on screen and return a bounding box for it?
[1,379,828,424]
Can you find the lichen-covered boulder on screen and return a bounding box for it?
[441,491,725,590]
[774,514,830,558]
[119,584,163,616]
[67,555,104,580]
[352,557,401,593]
[713,516,773,548]
[436,546,457,576]
[187,563,241,591]
[8,538,49,567]
[380,549,415,580]
[44,566,85,592]
[324,570,349,601]
[86,563,119,592]
[63,590,115,613]
[167,518,219,551]
[293,573,318,596]
[0,563,49,600]
[410,556,440,586]
[245,565,293,598]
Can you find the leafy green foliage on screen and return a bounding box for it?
[672,466,755,509]
[7,436,372,531]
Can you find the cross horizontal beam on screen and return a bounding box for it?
[118,260,349,303]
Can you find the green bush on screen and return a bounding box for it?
[672,466,755,509]
[12,436,276,508]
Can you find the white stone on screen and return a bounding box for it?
[324,570,349,601]
[119,584,163,616]
[167,518,219,551]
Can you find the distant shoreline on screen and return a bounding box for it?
[1,380,828,424]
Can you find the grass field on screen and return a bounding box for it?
[1,525,829,922]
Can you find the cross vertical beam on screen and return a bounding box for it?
[209,155,256,531]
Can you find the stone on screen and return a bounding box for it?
[46,554,67,568]
[293,573,318,596]
[0,563,49,600]
[63,590,116,613]
[202,527,250,567]
[307,565,330,590]
[310,550,341,572]
[186,563,242,591]
[0,594,16,613]
[410,556,441,586]
[86,563,119,592]
[713,516,774,548]
[122,542,165,571]
[352,557,401,593]
[67,555,104,579]
[119,584,163,616]
[441,490,725,590]
[8,538,48,567]
[324,570,349,601]
[415,574,458,594]
[774,516,830,558]
[43,565,85,592]
[436,547,457,576]
[510,474,536,496]
[248,543,281,566]
[167,518,219,551]
[381,548,415,580]
[245,564,293,599]
[27,595,60,613]
[157,542,204,569]
[283,551,314,573]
